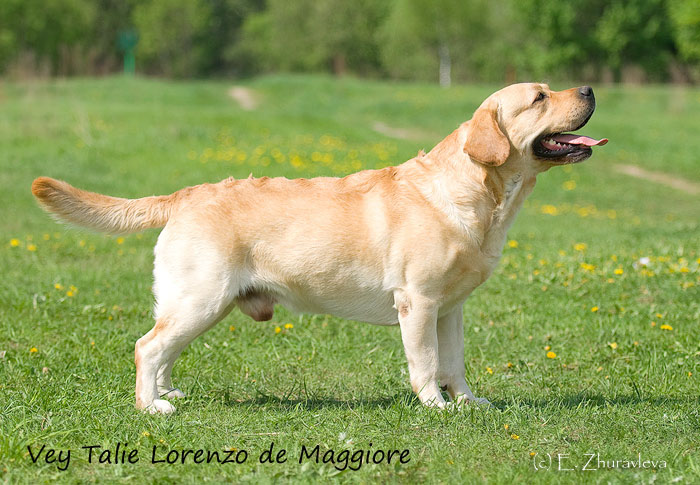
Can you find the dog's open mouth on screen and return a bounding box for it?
[533,133,608,164]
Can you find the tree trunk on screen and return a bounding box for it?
[438,42,451,88]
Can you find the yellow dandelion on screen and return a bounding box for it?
[574,242,587,251]
[591,306,599,312]
[508,240,518,248]
[655,313,663,318]
[660,324,673,331]
[43,234,50,240]
[54,283,64,290]
[614,268,624,275]
[544,345,551,351]
[580,262,596,272]
[633,341,639,346]
[530,452,536,457]
[66,291,74,297]
[10,238,20,247]
[274,326,281,334]
[504,424,509,430]
[563,180,576,191]
[284,323,293,329]
[511,434,520,440]
[116,237,124,245]
[229,325,235,332]
[651,321,656,327]
[546,351,557,359]
[608,342,618,350]
[30,347,38,353]
[142,431,150,437]
[689,372,693,377]
[79,240,86,247]
[486,367,493,374]
[507,362,513,368]
[27,244,37,252]
[540,205,559,215]
[597,366,603,372]
[90,341,95,346]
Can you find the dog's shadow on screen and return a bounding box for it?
[215,391,697,411]
[220,391,414,411]
[492,392,699,410]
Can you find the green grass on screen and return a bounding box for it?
[1,74,699,484]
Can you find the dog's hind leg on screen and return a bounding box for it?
[135,291,236,414]
[135,229,238,414]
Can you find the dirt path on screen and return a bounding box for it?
[614,164,700,195]
[228,86,258,111]
[372,121,438,141]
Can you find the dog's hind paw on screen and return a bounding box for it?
[147,399,176,414]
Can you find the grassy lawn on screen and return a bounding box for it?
[1,74,698,484]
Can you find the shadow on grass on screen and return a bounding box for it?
[199,386,698,411]
[220,391,418,410]
[494,392,700,410]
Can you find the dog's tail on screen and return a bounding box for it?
[31,177,181,234]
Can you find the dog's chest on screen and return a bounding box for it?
[439,174,536,304]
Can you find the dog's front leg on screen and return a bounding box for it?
[395,292,446,408]
[437,306,490,406]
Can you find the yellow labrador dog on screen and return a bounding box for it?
[32,83,607,414]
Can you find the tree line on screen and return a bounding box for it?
[1,0,699,84]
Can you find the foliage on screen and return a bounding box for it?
[669,0,700,62]
[1,0,700,82]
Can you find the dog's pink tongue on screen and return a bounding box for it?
[553,134,608,146]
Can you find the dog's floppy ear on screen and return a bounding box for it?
[463,100,510,166]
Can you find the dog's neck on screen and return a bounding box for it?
[405,126,537,255]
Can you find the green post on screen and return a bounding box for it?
[118,30,139,75]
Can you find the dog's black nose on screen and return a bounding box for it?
[578,86,593,97]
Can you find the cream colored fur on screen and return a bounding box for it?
[32,83,601,413]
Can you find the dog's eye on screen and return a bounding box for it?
[533,92,546,104]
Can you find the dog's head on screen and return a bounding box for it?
[464,83,607,169]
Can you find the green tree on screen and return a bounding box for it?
[379,0,492,84]
[595,0,674,81]
[238,0,387,75]
[669,0,700,63]
[0,0,94,74]
[132,0,210,77]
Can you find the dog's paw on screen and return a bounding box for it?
[470,397,492,407]
[147,399,176,415]
[160,387,186,399]
[454,394,492,408]
[421,396,448,409]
